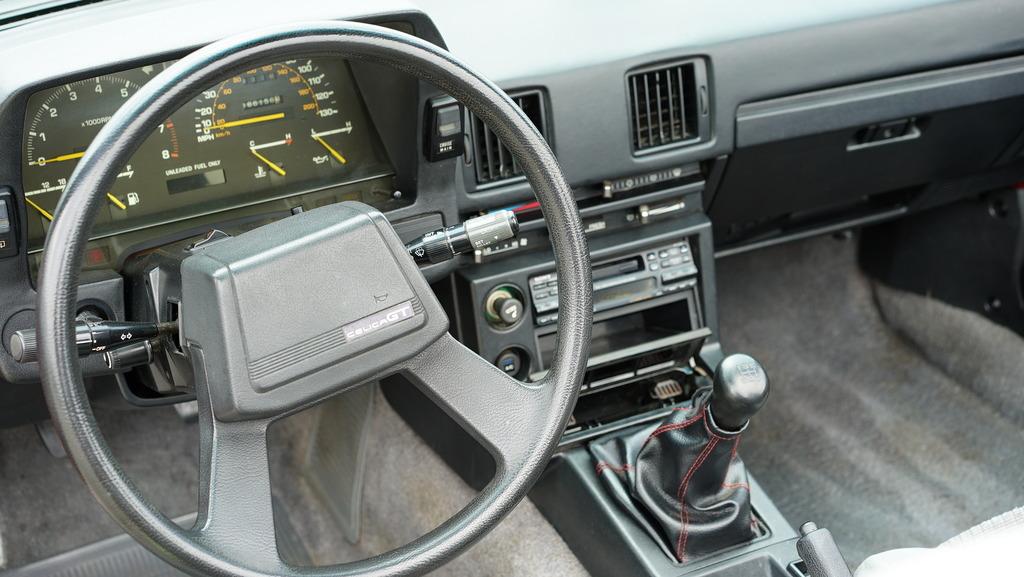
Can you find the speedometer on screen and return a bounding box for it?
[191,59,354,188]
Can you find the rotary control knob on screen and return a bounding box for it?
[494,295,524,325]
[484,285,525,329]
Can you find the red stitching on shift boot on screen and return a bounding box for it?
[676,437,720,561]
[648,411,704,440]
[639,411,705,455]
[720,439,747,491]
[595,462,632,475]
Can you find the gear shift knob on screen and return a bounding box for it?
[710,353,770,432]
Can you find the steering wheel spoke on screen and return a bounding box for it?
[404,333,557,471]
[192,415,283,571]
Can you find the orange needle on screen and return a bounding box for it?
[30,151,84,166]
[207,112,285,131]
[313,135,347,164]
[25,197,53,221]
[250,148,286,176]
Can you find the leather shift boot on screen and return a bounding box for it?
[589,391,759,562]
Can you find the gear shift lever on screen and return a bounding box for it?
[590,353,770,563]
[710,354,770,432]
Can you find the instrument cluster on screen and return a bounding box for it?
[21,57,398,252]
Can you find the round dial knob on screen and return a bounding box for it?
[494,296,524,325]
[484,286,525,329]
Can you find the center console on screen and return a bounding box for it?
[384,160,815,577]
[433,167,721,441]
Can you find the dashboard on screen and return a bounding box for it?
[20,55,400,260]
[0,0,1023,427]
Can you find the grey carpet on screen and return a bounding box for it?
[0,405,200,569]
[270,386,590,577]
[1,388,587,576]
[874,281,1024,428]
[716,234,1024,567]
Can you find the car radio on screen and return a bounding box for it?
[529,239,698,326]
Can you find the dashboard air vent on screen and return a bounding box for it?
[628,60,706,153]
[471,90,548,185]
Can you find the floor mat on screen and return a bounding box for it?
[1,389,587,576]
[0,405,200,568]
[873,281,1024,428]
[715,234,1024,567]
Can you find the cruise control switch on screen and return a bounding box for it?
[10,320,175,364]
[406,210,519,264]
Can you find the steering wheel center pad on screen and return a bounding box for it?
[183,201,447,421]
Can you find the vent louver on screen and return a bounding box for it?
[471,90,548,185]
[628,60,704,153]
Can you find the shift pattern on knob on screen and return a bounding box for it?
[710,353,770,432]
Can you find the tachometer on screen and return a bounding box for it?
[23,75,178,224]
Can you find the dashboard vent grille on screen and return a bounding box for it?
[628,61,702,152]
[471,90,548,185]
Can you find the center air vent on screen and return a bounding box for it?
[471,90,548,185]
[628,59,708,153]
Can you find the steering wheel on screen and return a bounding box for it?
[35,21,592,577]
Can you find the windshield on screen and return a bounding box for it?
[0,0,101,26]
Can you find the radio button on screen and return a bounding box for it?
[662,255,686,268]
[537,313,558,326]
[535,300,559,313]
[662,270,684,283]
